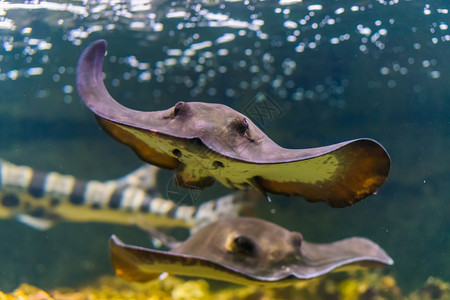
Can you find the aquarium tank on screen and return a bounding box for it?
[0,0,449,299]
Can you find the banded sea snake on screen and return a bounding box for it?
[0,160,254,231]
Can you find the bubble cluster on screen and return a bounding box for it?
[0,0,447,107]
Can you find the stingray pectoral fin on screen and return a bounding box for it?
[77,40,180,170]
[249,139,390,207]
[97,118,180,169]
[110,235,292,286]
[100,115,219,188]
[295,237,394,279]
[110,235,163,282]
[110,235,250,284]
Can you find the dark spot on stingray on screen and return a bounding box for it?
[2,194,20,207]
[213,161,224,168]
[173,101,186,116]
[231,236,257,256]
[236,118,249,135]
[290,232,303,249]
[172,149,182,158]
[229,117,249,136]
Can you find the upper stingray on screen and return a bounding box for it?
[77,40,390,207]
[110,217,393,286]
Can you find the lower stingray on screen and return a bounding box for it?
[110,217,393,286]
[77,40,390,207]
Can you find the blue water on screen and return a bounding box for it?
[0,0,449,293]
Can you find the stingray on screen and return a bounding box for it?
[77,39,390,207]
[110,217,393,286]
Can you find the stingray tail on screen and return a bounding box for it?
[134,219,181,249]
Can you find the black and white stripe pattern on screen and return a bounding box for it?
[0,160,252,229]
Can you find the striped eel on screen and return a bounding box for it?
[0,160,254,231]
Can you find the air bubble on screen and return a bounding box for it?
[429,71,440,79]
[387,80,396,88]
[62,85,73,94]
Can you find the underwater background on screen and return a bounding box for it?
[0,0,449,297]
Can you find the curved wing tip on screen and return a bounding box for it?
[110,234,123,246]
[86,39,107,53]
[380,250,394,265]
[76,39,109,106]
[386,257,394,265]
[93,39,107,54]
[365,255,394,267]
[369,251,394,266]
[78,39,107,63]
[77,39,107,70]
[361,138,391,162]
[95,39,107,46]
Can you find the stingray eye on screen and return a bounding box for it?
[291,232,303,249]
[235,118,249,135]
[173,101,185,116]
[232,236,256,256]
